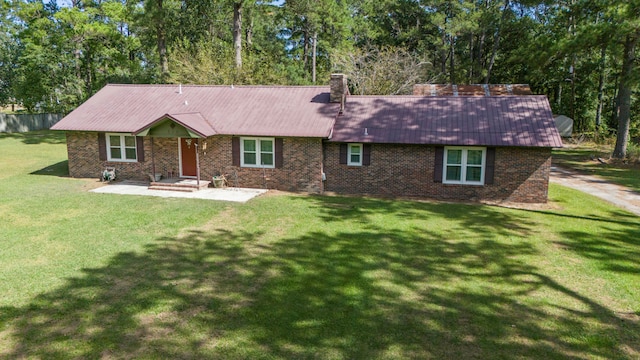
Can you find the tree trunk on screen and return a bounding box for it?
[85,45,92,96]
[303,26,309,70]
[613,31,639,158]
[485,0,510,84]
[570,58,576,123]
[595,44,606,131]
[312,31,317,84]
[449,34,456,84]
[127,26,135,62]
[158,32,168,81]
[245,10,253,48]
[557,82,562,107]
[478,29,486,71]
[568,2,576,125]
[75,48,82,80]
[156,0,169,81]
[477,0,487,73]
[441,31,447,75]
[469,33,474,83]
[233,1,242,70]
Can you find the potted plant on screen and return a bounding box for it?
[212,175,227,188]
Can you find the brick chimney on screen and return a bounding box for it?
[330,74,347,103]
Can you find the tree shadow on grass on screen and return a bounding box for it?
[30,160,69,177]
[0,130,66,145]
[0,201,638,359]
[526,208,640,226]
[558,225,640,275]
[520,208,640,275]
[303,195,537,238]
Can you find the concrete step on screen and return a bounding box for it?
[148,186,199,192]
[150,180,211,190]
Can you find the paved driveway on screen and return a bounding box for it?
[550,166,640,216]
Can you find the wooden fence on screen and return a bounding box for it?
[0,113,63,133]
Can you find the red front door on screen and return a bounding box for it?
[180,138,197,177]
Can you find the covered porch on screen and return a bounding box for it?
[134,113,215,191]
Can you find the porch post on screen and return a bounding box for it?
[195,140,200,187]
[151,137,156,181]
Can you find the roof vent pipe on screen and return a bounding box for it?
[179,84,182,94]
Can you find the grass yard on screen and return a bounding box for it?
[0,131,639,359]
[553,144,640,193]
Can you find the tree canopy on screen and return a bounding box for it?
[1,0,638,156]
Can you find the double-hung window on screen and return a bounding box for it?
[347,143,363,166]
[241,137,275,168]
[443,147,485,185]
[107,133,137,162]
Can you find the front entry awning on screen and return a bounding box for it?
[133,112,216,138]
[132,112,215,187]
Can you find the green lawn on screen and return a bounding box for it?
[553,145,640,193]
[1,131,639,359]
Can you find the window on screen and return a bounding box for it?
[107,133,137,162]
[347,143,363,166]
[443,147,485,185]
[240,137,275,168]
[339,143,371,166]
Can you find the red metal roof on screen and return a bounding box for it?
[51,84,339,138]
[329,96,563,147]
[53,84,561,148]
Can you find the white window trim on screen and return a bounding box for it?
[106,133,137,162]
[347,143,363,166]
[240,137,275,168]
[443,146,486,185]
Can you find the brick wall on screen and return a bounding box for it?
[66,132,324,193]
[323,143,552,203]
[66,132,551,202]
[66,131,153,181]
[199,136,324,193]
[150,137,180,178]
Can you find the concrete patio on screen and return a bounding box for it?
[91,181,267,203]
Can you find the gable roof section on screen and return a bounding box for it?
[135,113,215,138]
[329,96,563,147]
[51,84,338,138]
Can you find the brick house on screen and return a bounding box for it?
[51,74,562,203]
